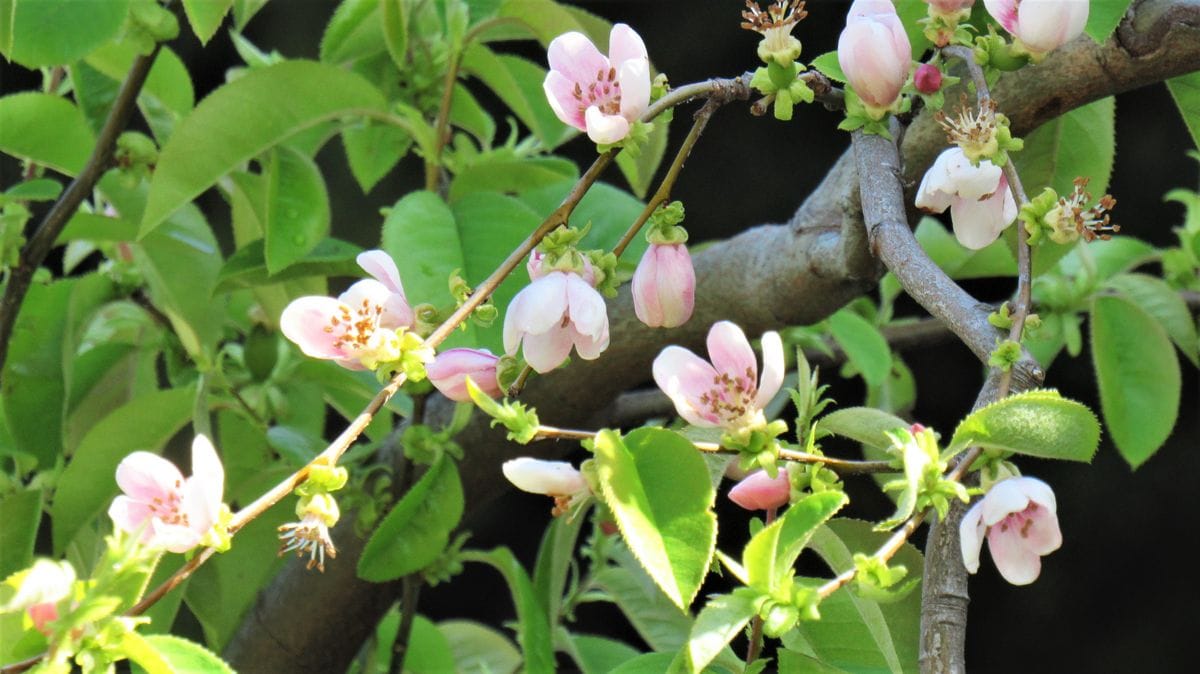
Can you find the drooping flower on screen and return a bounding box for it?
[107,435,225,554]
[632,243,695,329]
[427,348,502,402]
[502,458,589,516]
[652,321,785,432]
[0,559,76,634]
[278,493,339,573]
[729,469,791,511]
[280,250,417,371]
[543,24,651,144]
[503,259,609,373]
[983,0,1088,57]
[960,476,1062,585]
[915,147,1018,249]
[838,0,912,115]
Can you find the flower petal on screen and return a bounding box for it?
[958,501,986,574]
[504,275,569,355]
[356,250,405,297]
[502,458,586,496]
[608,23,647,66]
[983,0,1018,34]
[728,470,791,511]
[653,346,720,427]
[571,319,609,360]
[706,321,757,386]
[1014,476,1058,513]
[522,325,575,373]
[566,274,608,339]
[584,107,631,145]
[280,296,354,360]
[189,435,224,530]
[949,187,1014,250]
[543,69,587,130]
[755,331,786,408]
[151,520,203,554]
[987,526,1043,585]
[617,57,650,121]
[547,31,608,87]
[115,451,185,502]
[107,495,156,542]
[980,478,1032,526]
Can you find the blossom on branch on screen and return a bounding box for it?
[543,24,651,144]
[632,242,695,329]
[653,321,784,433]
[108,435,225,554]
[960,476,1062,585]
[983,0,1089,57]
[502,458,589,516]
[281,250,421,371]
[503,257,609,373]
[838,0,912,115]
[728,468,791,511]
[427,348,502,402]
[916,147,1018,249]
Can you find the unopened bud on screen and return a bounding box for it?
[914,64,943,95]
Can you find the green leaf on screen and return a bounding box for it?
[449,82,497,146]
[341,117,412,193]
[1053,236,1156,282]
[1090,295,1181,468]
[57,213,138,244]
[810,51,845,84]
[85,43,196,142]
[532,505,587,632]
[321,0,386,64]
[216,237,363,292]
[2,177,61,202]
[133,204,223,364]
[495,0,605,45]
[827,310,892,388]
[380,0,409,70]
[914,217,1016,279]
[262,145,331,273]
[609,653,681,674]
[233,0,270,30]
[591,564,692,654]
[818,407,909,451]
[140,60,387,236]
[0,489,42,578]
[358,455,464,581]
[794,519,923,674]
[449,156,578,202]
[404,616,460,674]
[1085,0,1134,42]
[0,93,95,175]
[561,631,640,674]
[1107,273,1199,366]
[440,620,522,674]
[1013,97,1115,274]
[460,43,572,149]
[949,389,1101,461]
[464,547,555,674]
[743,491,849,592]
[182,0,234,44]
[130,634,235,674]
[687,592,757,674]
[1,0,129,68]
[1167,71,1200,150]
[593,428,717,611]
[51,387,195,555]
[1,280,71,467]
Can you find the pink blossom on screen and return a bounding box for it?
[632,243,695,329]
[503,269,609,374]
[427,348,502,402]
[652,321,785,431]
[543,24,651,144]
[0,559,75,635]
[838,0,912,113]
[926,0,975,17]
[915,147,1017,249]
[983,0,1088,55]
[502,458,588,497]
[280,250,414,370]
[107,435,225,554]
[960,476,1062,585]
[728,469,791,511]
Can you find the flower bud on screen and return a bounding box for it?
[502,458,588,497]
[728,469,791,511]
[427,348,502,402]
[632,243,695,329]
[983,0,1088,57]
[914,63,943,95]
[925,0,974,18]
[838,0,912,115]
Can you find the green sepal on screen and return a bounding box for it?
[464,377,539,444]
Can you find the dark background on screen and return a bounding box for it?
[3,1,1197,671]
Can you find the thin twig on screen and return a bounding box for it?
[0,46,163,376]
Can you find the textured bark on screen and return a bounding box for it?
[224,3,1200,671]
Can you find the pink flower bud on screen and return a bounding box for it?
[838,0,912,113]
[543,24,651,144]
[502,458,588,497]
[983,0,1088,55]
[914,63,943,94]
[427,348,501,402]
[632,243,695,329]
[960,476,1062,585]
[728,469,791,511]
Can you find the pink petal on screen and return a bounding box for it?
[754,331,785,408]
[584,107,631,144]
[948,156,1003,201]
[1013,0,1089,53]
[115,451,184,502]
[356,250,405,297]
[632,248,664,327]
[1015,476,1058,513]
[566,274,608,339]
[980,478,1032,526]
[608,23,647,66]
[503,274,569,355]
[653,346,721,427]
[107,495,156,542]
[547,31,609,87]
[151,520,203,554]
[502,458,586,496]
[571,320,609,360]
[959,501,987,573]
[543,70,587,130]
[522,325,575,373]
[1023,506,1063,555]
[706,321,757,386]
[728,470,790,511]
[280,296,353,360]
[949,188,1014,250]
[983,0,1018,34]
[428,348,500,402]
[987,526,1043,585]
[617,58,650,121]
[190,435,224,503]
